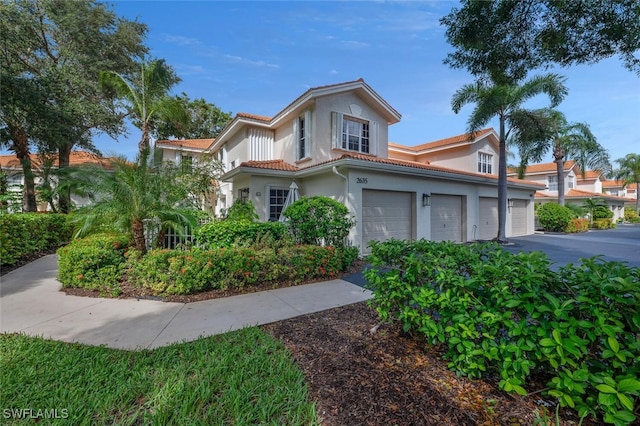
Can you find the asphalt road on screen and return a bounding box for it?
[503,223,640,269]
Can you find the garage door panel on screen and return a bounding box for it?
[479,197,498,240]
[362,190,412,250]
[431,194,463,242]
[511,199,528,236]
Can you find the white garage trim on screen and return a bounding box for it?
[478,197,498,240]
[511,199,528,236]
[362,189,413,252]
[431,194,464,242]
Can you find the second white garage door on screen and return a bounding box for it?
[478,197,498,240]
[362,190,413,250]
[431,194,464,242]
[511,199,528,236]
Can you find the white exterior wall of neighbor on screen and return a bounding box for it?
[422,138,499,174]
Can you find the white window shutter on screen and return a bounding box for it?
[369,120,378,156]
[305,110,312,154]
[331,111,343,149]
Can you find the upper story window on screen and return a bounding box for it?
[568,176,575,189]
[294,110,312,161]
[332,111,377,155]
[477,152,492,174]
[610,189,619,196]
[298,116,306,159]
[548,175,558,191]
[343,118,369,153]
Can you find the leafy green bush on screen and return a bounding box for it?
[128,245,358,295]
[197,220,289,248]
[565,218,589,233]
[537,202,574,232]
[365,240,640,425]
[0,213,73,266]
[57,233,130,295]
[593,205,613,220]
[225,200,259,222]
[282,196,355,246]
[623,207,638,222]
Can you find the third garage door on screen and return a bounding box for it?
[431,194,463,242]
[362,190,413,251]
[478,197,498,240]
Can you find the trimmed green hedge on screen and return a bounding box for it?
[196,220,289,248]
[128,245,359,295]
[57,233,130,295]
[537,203,573,232]
[365,239,640,425]
[0,213,73,266]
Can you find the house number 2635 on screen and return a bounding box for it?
[356,177,368,184]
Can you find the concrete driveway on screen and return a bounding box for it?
[503,223,640,268]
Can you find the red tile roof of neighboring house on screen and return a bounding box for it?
[156,138,214,150]
[577,170,602,180]
[515,160,577,174]
[0,151,112,169]
[536,188,631,201]
[602,180,638,190]
[389,128,494,152]
[239,159,298,172]
[236,112,272,122]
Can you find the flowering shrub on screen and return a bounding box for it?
[57,233,130,295]
[565,218,589,233]
[593,218,616,229]
[0,213,73,266]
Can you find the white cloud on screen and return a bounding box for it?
[224,54,279,69]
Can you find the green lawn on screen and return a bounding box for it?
[0,329,317,425]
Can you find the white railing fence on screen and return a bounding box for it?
[143,216,212,250]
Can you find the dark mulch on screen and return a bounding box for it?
[263,302,555,426]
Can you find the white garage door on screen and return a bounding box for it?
[511,199,528,236]
[478,197,498,240]
[431,194,463,242]
[362,190,412,250]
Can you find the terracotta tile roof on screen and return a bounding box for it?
[0,151,112,169]
[390,128,494,152]
[236,112,272,122]
[536,188,631,201]
[238,159,298,171]
[577,170,602,180]
[517,160,576,174]
[155,138,214,150]
[602,180,638,190]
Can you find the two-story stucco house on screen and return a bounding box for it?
[158,79,543,253]
[510,160,627,222]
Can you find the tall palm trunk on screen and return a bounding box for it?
[9,123,37,212]
[131,219,147,255]
[553,143,566,206]
[497,117,507,242]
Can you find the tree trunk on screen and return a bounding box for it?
[9,124,37,212]
[58,144,72,213]
[556,159,565,206]
[636,183,639,213]
[131,219,147,255]
[497,117,507,242]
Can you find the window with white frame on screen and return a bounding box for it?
[298,116,306,159]
[343,117,369,153]
[268,187,290,221]
[568,176,575,189]
[548,175,558,191]
[477,152,493,174]
[294,110,312,161]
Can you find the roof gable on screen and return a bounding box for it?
[389,128,496,155]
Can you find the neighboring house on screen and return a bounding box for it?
[602,180,637,208]
[0,151,111,211]
[157,79,543,253]
[510,161,627,222]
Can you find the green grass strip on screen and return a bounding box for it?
[0,328,317,425]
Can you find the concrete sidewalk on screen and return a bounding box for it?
[0,255,372,350]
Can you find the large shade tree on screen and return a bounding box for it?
[512,109,611,205]
[100,59,183,158]
[441,0,640,83]
[451,74,567,241]
[0,0,147,212]
[155,93,233,140]
[612,153,640,212]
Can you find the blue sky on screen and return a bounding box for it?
[75,1,640,164]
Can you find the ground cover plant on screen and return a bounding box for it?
[365,239,640,425]
[0,330,316,425]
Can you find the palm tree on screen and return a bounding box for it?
[512,109,610,205]
[100,59,184,157]
[72,150,195,254]
[612,153,640,213]
[451,74,567,241]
